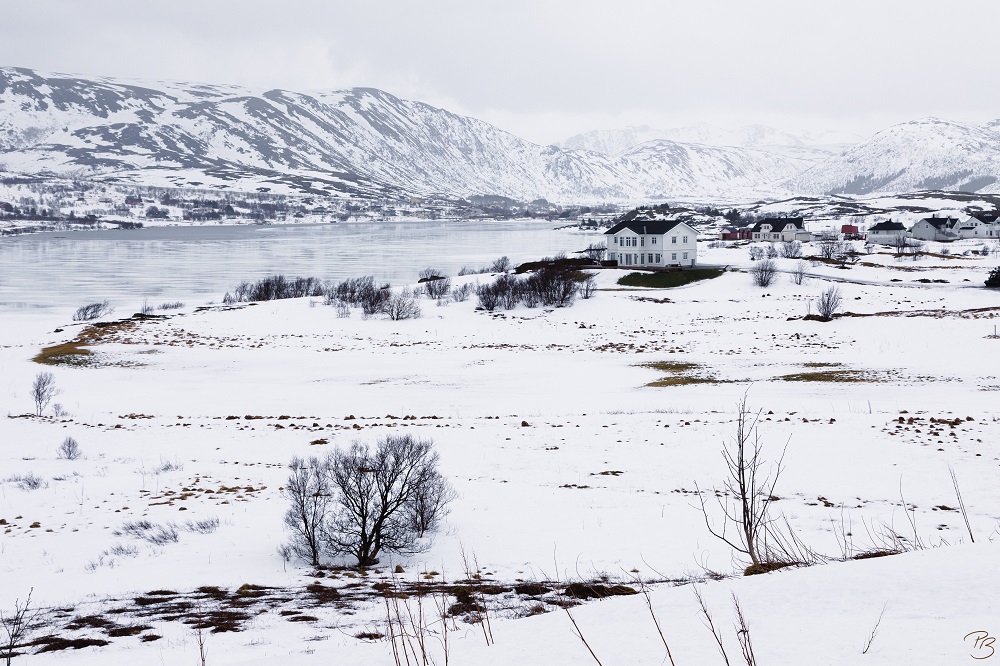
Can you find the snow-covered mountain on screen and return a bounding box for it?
[782,118,1000,196]
[0,67,806,202]
[560,123,859,162]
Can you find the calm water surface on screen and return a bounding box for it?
[0,220,596,315]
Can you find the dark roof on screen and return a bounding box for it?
[973,211,1000,223]
[749,217,804,233]
[919,216,958,229]
[868,221,906,232]
[604,219,687,235]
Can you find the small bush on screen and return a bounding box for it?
[8,473,47,490]
[750,259,778,287]
[451,283,474,302]
[182,517,220,534]
[816,285,843,319]
[780,241,802,259]
[157,301,185,311]
[116,520,179,545]
[383,289,422,320]
[749,246,764,261]
[57,436,82,460]
[73,300,113,321]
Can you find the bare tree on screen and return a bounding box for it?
[581,243,606,262]
[409,470,456,538]
[282,456,332,566]
[698,393,786,570]
[580,276,598,299]
[30,371,57,416]
[383,289,422,320]
[780,241,802,259]
[489,256,511,273]
[892,233,909,257]
[816,286,843,320]
[1,589,39,666]
[749,259,778,288]
[324,434,451,567]
[423,277,451,300]
[819,240,843,260]
[56,436,82,460]
[790,260,807,286]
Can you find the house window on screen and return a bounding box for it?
[655,253,661,263]
[671,253,677,261]
[614,236,618,245]
[651,237,657,245]
[609,252,616,261]
[682,236,688,243]
[683,252,688,260]
[671,236,677,244]
[641,237,645,247]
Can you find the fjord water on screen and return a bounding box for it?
[0,220,593,315]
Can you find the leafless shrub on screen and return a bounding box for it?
[224,275,325,302]
[424,277,451,300]
[451,282,474,302]
[153,460,183,474]
[73,300,113,321]
[476,283,501,311]
[360,282,392,317]
[116,520,179,545]
[791,260,807,285]
[409,472,456,538]
[183,517,221,535]
[106,542,140,558]
[819,240,843,260]
[384,289,422,320]
[765,244,778,259]
[490,256,512,273]
[7,474,47,491]
[157,301,185,310]
[580,276,598,299]
[780,240,802,258]
[56,436,82,460]
[30,371,58,416]
[140,299,154,316]
[581,243,606,261]
[749,258,778,287]
[694,586,730,666]
[816,285,843,320]
[748,246,764,261]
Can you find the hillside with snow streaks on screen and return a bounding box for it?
[0,67,805,202]
[783,117,1000,196]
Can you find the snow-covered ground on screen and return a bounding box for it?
[2,241,1000,664]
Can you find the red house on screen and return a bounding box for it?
[720,225,752,240]
[841,224,862,240]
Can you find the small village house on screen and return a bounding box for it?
[749,217,810,242]
[866,220,907,245]
[910,216,960,242]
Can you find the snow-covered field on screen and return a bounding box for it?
[2,241,1000,664]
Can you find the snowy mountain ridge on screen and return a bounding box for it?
[0,67,806,203]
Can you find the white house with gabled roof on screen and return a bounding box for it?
[605,219,698,268]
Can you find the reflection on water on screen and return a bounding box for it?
[0,220,595,315]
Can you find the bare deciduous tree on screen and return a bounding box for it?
[698,394,786,571]
[282,456,332,567]
[791,260,807,286]
[1,589,39,666]
[490,256,511,273]
[581,243,606,262]
[580,276,598,299]
[816,286,843,320]
[383,289,422,320]
[780,241,802,259]
[72,300,113,321]
[324,434,451,567]
[30,371,57,417]
[749,259,778,288]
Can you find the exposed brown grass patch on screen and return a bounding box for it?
[779,369,872,383]
[647,376,720,387]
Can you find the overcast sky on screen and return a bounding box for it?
[5,0,1000,144]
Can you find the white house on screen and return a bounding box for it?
[867,220,908,245]
[749,217,810,242]
[966,212,1000,239]
[605,219,698,268]
[910,216,960,242]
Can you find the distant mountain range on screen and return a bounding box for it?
[2,66,1000,202]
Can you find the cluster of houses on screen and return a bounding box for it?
[720,212,1000,246]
